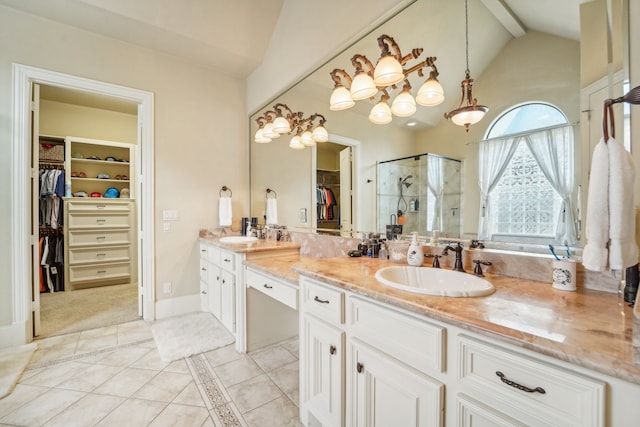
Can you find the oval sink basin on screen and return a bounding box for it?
[374,266,495,297]
[219,236,258,244]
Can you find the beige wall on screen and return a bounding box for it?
[0,5,248,327]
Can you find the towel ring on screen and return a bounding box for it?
[219,186,232,197]
[266,188,277,199]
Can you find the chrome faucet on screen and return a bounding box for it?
[442,242,465,272]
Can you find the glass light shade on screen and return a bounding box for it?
[254,128,271,143]
[301,130,315,146]
[289,135,305,149]
[262,122,279,138]
[450,107,487,127]
[330,86,355,110]
[390,91,416,117]
[312,125,328,142]
[272,116,291,134]
[369,101,392,124]
[416,77,445,106]
[373,55,404,86]
[350,72,378,100]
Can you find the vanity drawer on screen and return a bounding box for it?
[219,249,235,271]
[458,335,605,427]
[199,243,209,260]
[301,278,344,325]
[348,296,445,374]
[67,212,131,229]
[66,200,131,212]
[246,268,298,310]
[68,245,130,265]
[68,229,131,247]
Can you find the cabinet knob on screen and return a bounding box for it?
[263,284,273,289]
[495,371,546,394]
[330,345,336,355]
[313,296,330,304]
[356,362,364,373]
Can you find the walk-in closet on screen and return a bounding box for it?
[33,84,140,338]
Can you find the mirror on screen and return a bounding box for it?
[250,0,628,248]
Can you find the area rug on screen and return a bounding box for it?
[152,312,234,362]
[0,343,37,399]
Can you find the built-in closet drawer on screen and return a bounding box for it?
[67,245,130,265]
[67,229,131,247]
[301,278,344,325]
[458,335,605,426]
[246,268,298,310]
[348,296,445,374]
[67,212,131,229]
[68,262,131,284]
[66,200,131,212]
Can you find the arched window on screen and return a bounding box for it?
[479,103,575,243]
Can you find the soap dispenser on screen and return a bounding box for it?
[407,232,424,266]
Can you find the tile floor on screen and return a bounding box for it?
[0,320,302,427]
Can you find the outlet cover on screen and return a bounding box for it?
[163,282,172,293]
[299,208,307,223]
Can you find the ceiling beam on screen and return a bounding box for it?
[480,0,527,38]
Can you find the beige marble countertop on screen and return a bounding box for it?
[247,253,640,385]
[199,235,300,254]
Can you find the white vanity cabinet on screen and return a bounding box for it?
[198,243,235,334]
[300,277,445,427]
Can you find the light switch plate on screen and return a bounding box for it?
[162,210,179,221]
[299,208,307,223]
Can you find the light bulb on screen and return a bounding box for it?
[373,55,404,86]
[369,101,392,124]
[416,77,445,106]
[330,86,355,110]
[312,125,328,142]
[391,91,416,117]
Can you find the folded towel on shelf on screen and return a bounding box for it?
[582,139,609,272]
[607,137,638,270]
[219,196,232,227]
[266,198,278,225]
[583,137,639,272]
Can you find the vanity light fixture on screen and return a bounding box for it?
[444,0,488,132]
[329,34,445,124]
[254,103,328,150]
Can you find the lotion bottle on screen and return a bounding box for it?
[407,232,423,266]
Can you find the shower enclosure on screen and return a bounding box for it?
[377,153,462,239]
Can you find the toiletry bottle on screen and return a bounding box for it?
[379,242,389,260]
[407,232,423,266]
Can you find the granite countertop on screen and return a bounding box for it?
[248,253,640,385]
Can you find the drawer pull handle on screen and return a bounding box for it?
[96,205,106,209]
[314,296,330,304]
[330,345,336,355]
[201,249,206,253]
[96,236,106,240]
[356,362,364,373]
[202,290,207,294]
[201,267,207,271]
[223,258,231,262]
[96,219,106,224]
[263,284,273,289]
[496,371,546,394]
[96,253,106,256]
[97,270,107,274]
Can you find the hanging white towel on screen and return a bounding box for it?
[583,137,639,272]
[582,139,609,272]
[219,196,232,227]
[607,137,638,270]
[266,198,278,225]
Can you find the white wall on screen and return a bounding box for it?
[0,5,248,329]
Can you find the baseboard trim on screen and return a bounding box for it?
[155,294,200,319]
[0,321,28,349]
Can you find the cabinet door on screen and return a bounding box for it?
[303,314,344,427]
[220,270,235,333]
[349,340,444,427]
[208,263,222,319]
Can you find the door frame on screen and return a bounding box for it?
[11,64,155,344]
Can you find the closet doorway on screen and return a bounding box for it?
[12,64,155,344]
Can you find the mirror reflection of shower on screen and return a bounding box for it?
[377,153,462,238]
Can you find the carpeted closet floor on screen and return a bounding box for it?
[37,283,139,339]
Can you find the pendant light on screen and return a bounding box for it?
[444,0,488,132]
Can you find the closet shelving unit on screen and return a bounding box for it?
[316,169,340,230]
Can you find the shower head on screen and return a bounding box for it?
[400,175,413,188]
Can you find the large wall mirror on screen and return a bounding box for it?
[249,0,628,250]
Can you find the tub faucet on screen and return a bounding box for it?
[442,242,465,272]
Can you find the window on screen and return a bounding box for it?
[479,103,575,243]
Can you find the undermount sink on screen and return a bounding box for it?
[374,266,495,297]
[219,236,258,244]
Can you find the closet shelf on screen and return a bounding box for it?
[71,177,130,183]
[71,158,129,166]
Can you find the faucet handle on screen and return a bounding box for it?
[425,254,442,268]
[473,259,492,277]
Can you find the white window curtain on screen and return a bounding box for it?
[524,125,577,244]
[477,137,519,240]
[427,156,444,231]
